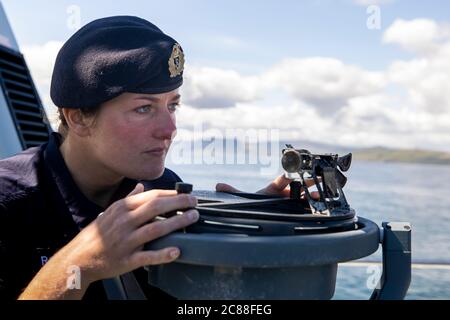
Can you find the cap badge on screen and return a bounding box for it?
[168,43,185,78]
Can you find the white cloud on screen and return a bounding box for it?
[21,41,63,128]
[383,19,450,55]
[263,57,385,113]
[181,65,261,108]
[182,57,385,113]
[384,19,450,114]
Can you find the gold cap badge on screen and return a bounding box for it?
[168,43,185,78]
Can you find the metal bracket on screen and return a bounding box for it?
[370,222,412,300]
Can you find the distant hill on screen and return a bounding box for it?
[278,141,450,166]
[352,147,450,166]
[177,137,450,166]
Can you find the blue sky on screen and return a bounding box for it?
[2,0,450,151]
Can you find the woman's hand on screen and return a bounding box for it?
[66,183,199,283]
[216,175,320,199]
[19,183,198,299]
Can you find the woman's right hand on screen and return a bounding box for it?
[61,183,199,285]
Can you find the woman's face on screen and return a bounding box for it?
[86,89,180,180]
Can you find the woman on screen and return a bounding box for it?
[0,16,299,300]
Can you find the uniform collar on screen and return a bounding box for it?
[43,132,137,229]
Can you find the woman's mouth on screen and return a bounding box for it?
[144,147,166,156]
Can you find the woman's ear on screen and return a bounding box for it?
[62,108,92,137]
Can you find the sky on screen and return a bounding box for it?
[2,0,450,151]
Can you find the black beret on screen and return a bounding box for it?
[50,16,184,109]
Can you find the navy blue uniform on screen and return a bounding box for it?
[0,132,181,300]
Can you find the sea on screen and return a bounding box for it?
[165,157,450,300]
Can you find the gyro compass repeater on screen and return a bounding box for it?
[281,145,353,216]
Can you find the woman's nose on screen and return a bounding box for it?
[153,109,177,140]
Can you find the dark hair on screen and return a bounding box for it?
[57,106,101,138]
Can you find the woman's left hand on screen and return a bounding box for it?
[216,174,320,199]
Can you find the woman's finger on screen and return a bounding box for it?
[304,178,318,188]
[301,190,320,200]
[129,209,199,248]
[284,186,321,200]
[257,175,292,195]
[130,196,198,227]
[129,247,181,269]
[268,175,292,192]
[127,183,145,197]
[123,189,178,210]
[216,183,242,193]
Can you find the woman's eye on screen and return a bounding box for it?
[135,105,152,114]
[168,102,180,113]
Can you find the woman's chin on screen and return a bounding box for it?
[138,166,166,181]
[120,160,166,181]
